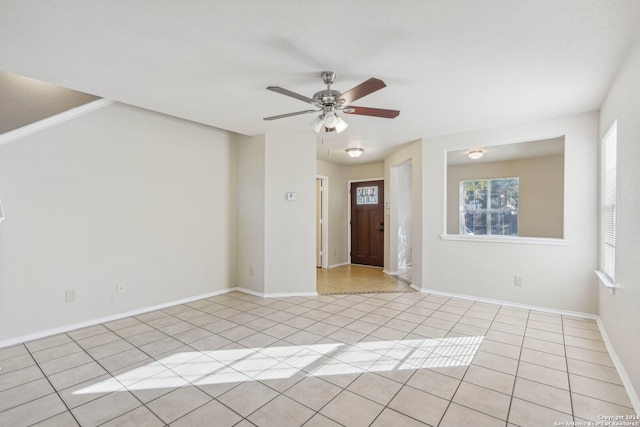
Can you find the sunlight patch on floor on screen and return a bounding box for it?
[73,336,483,395]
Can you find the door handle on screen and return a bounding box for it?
[377,228,384,232]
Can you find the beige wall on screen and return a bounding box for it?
[236,134,266,293]
[446,155,564,238]
[264,132,317,294]
[0,70,98,134]
[598,39,640,412]
[237,132,317,296]
[316,160,384,267]
[0,102,238,343]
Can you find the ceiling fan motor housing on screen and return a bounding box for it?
[321,71,336,85]
[313,89,342,106]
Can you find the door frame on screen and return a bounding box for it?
[316,175,329,269]
[347,177,384,265]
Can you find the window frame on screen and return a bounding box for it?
[459,177,520,237]
[597,121,617,292]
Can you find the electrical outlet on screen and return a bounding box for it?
[65,290,75,303]
[117,282,126,294]
[514,276,523,286]
[249,267,254,276]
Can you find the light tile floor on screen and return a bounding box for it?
[0,291,636,426]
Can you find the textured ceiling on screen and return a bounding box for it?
[1,1,639,165]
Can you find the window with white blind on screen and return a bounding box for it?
[599,121,617,287]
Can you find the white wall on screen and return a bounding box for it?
[316,160,384,267]
[264,132,317,294]
[446,155,564,238]
[0,102,238,343]
[236,134,266,293]
[422,112,598,313]
[598,39,640,410]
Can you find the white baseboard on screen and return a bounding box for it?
[328,262,350,268]
[233,286,318,298]
[596,318,640,415]
[417,287,639,413]
[418,287,597,320]
[0,288,233,349]
[383,269,398,275]
[0,286,321,349]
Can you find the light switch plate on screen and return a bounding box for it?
[286,192,297,201]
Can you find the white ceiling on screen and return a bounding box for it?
[1,1,639,165]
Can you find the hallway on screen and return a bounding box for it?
[317,265,414,294]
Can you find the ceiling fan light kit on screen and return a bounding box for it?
[264,71,399,134]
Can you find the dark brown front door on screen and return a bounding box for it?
[351,180,384,267]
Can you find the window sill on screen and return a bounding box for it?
[595,270,616,295]
[439,234,567,246]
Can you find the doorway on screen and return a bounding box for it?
[350,180,384,267]
[391,161,413,283]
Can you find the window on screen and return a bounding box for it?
[356,186,378,205]
[600,122,617,283]
[460,178,519,236]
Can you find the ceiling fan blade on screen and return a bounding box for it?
[263,110,318,121]
[343,106,400,119]
[337,78,386,104]
[267,86,316,104]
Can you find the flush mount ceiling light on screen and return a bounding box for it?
[468,149,484,160]
[346,147,364,158]
[264,71,400,134]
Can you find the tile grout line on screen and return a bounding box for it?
[64,330,161,426]
[503,308,530,426]
[273,291,437,426]
[155,293,353,426]
[427,296,480,427]
[434,300,516,426]
[22,341,83,426]
[4,290,632,427]
[562,315,577,423]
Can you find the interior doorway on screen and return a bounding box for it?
[390,160,413,283]
[350,180,384,267]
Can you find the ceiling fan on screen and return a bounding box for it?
[263,71,400,133]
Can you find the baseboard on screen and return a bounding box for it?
[417,287,640,410]
[0,286,323,349]
[596,318,640,415]
[233,287,318,298]
[418,287,598,320]
[0,288,233,349]
[383,269,398,275]
[328,262,350,268]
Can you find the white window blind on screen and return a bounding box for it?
[601,122,617,282]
